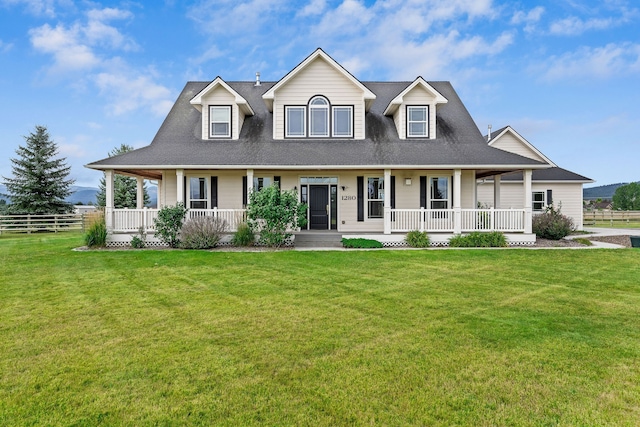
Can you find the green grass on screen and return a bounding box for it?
[2,233,640,425]
[586,220,640,228]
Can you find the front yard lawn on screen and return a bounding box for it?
[1,233,639,425]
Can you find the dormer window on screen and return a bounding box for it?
[284,96,353,138]
[407,106,428,137]
[209,106,231,138]
[309,96,329,137]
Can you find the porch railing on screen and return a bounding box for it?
[390,208,525,233]
[111,208,246,233]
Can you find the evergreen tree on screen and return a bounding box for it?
[96,144,149,208]
[2,125,74,214]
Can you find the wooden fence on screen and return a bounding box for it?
[583,210,640,222]
[0,213,88,234]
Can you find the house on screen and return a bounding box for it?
[87,48,568,247]
[477,126,593,231]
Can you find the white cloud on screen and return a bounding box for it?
[0,39,14,53]
[540,43,640,80]
[187,0,288,36]
[95,69,174,117]
[511,6,544,33]
[0,0,66,17]
[29,7,137,73]
[298,0,326,17]
[549,16,616,35]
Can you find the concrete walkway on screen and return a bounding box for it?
[567,227,639,249]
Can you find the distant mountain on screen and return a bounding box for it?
[0,184,157,207]
[583,183,629,200]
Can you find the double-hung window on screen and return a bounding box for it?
[309,97,329,137]
[407,106,428,137]
[286,106,305,137]
[430,177,449,209]
[209,106,231,138]
[532,192,545,212]
[189,177,208,209]
[253,177,272,192]
[333,106,353,137]
[367,177,384,219]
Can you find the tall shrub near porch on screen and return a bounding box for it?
[247,185,307,247]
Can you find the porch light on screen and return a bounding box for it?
[405,178,412,186]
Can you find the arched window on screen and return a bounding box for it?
[309,96,329,137]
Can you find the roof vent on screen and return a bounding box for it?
[255,72,261,86]
[487,124,492,142]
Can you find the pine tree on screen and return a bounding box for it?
[96,144,149,208]
[2,125,74,214]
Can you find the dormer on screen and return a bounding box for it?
[383,77,448,139]
[262,48,376,140]
[190,77,254,140]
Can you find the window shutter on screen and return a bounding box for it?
[391,176,396,222]
[451,175,454,209]
[420,176,426,208]
[183,176,187,205]
[211,176,218,208]
[242,176,247,207]
[547,189,553,206]
[357,176,364,222]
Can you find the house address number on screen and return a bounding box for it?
[341,195,356,201]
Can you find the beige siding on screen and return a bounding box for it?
[460,170,476,208]
[490,133,546,162]
[273,57,366,139]
[162,172,178,207]
[201,86,240,140]
[477,181,586,230]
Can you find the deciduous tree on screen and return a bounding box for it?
[612,182,640,210]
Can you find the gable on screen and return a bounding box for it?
[489,127,555,166]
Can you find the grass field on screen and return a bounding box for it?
[1,233,640,425]
[585,220,640,228]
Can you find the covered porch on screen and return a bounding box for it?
[101,167,536,246]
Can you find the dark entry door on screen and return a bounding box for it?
[309,185,329,229]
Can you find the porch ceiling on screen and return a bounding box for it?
[114,169,163,180]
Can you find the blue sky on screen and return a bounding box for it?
[1,0,638,188]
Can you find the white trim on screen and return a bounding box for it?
[209,105,231,138]
[332,106,353,137]
[407,105,429,137]
[190,77,254,116]
[87,163,553,171]
[383,76,448,116]
[285,106,306,137]
[262,48,376,112]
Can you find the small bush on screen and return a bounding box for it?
[130,226,146,249]
[154,203,188,248]
[533,204,574,240]
[448,231,507,248]
[180,216,228,249]
[341,238,383,248]
[405,230,430,248]
[84,217,107,248]
[231,222,255,246]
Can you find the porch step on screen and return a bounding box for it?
[294,232,343,248]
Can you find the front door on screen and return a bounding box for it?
[309,185,329,229]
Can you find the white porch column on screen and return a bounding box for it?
[136,177,144,209]
[493,175,501,209]
[176,169,184,206]
[246,169,254,201]
[524,169,532,233]
[453,169,462,234]
[384,169,391,234]
[105,169,114,231]
[157,176,164,208]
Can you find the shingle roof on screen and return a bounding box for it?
[500,167,593,182]
[87,81,547,170]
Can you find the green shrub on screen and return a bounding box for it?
[341,238,383,248]
[247,184,307,247]
[84,216,107,248]
[231,222,255,246]
[130,226,146,249]
[533,204,574,240]
[180,216,227,249]
[154,203,188,248]
[405,230,430,248]
[448,231,508,248]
